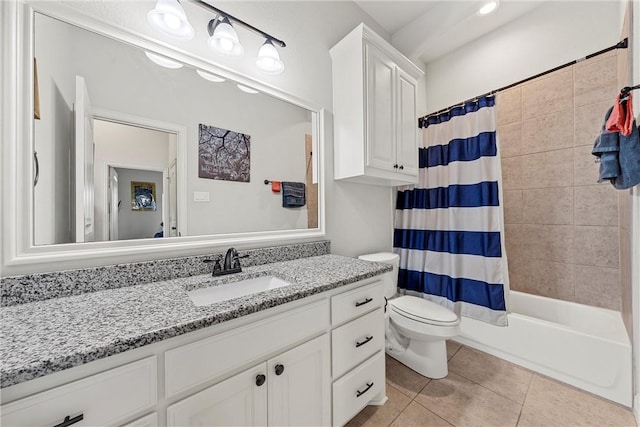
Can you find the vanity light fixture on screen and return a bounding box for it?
[207,17,244,57]
[196,69,226,82]
[147,0,194,40]
[237,84,259,94]
[256,39,284,74]
[478,0,500,15]
[144,51,184,69]
[192,1,286,74]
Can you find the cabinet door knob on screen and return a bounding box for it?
[53,414,84,427]
[274,364,285,375]
[393,164,398,169]
[399,165,404,170]
[255,374,266,386]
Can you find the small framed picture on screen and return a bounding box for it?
[131,181,157,211]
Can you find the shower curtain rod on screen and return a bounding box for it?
[419,37,629,126]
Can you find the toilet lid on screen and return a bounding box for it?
[390,296,459,326]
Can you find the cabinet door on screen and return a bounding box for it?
[396,68,419,177]
[166,364,267,427]
[268,334,331,426]
[364,41,396,172]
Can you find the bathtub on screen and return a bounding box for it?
[454,291,632,407]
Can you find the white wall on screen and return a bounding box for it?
[424,1,624,113]
[115,168,164,240]
[93,120,173,241]
[57,1,396,259]
[33,13,74,245]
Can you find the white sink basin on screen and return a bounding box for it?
[188,275,292,307]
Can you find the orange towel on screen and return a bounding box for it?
[271,181,281,193]
[606,93,634,136]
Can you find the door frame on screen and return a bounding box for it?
[92,108,187,241]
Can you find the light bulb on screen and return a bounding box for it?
[196,69,226,83]
[237,84,259,94]
[478,1,499,15]
[147,0,194,40]
[208,18,244,57]
[256,40,284,74]
[144,51,183,69]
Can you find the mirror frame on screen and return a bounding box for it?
[1,0,326,275]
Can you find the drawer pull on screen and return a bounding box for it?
[275,364,285,376]
[256,374,266,386]
[356,382,374,398]
[355,336,373,348]
[53,414,84,427]
[354,298,373,307]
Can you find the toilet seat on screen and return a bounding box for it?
[389,296,459,327]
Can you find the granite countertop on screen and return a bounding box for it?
[0,254,391,389]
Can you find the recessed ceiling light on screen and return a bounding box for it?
[478,0,499,15]
[144,51,183,69]
[196,69,226,83]
[236,84,259,94]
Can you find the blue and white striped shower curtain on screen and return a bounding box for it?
[393,95,508,326]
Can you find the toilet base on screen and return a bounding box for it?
[386,338,449,379]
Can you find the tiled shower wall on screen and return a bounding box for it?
[498,50,624,311]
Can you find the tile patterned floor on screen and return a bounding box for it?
[346,341,637,427]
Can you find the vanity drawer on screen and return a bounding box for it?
[332,351,385,427]
[165,299,329,398]
[331,280,384,326]
[332,308,384,379]
[1,357,157,427]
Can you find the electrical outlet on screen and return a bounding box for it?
[193,191,210,202]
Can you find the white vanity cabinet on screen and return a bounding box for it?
[331,23,424,186]
[0,278,386,427]
[167,334,330,426]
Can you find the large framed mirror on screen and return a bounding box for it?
[1,0,325,275]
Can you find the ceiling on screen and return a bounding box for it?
[354,0,545,64]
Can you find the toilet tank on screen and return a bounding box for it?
[358,252,399,298]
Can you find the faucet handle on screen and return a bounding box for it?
[203,256,223,276]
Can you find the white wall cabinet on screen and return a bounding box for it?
[331,24,424,186]
[1,279,384,427]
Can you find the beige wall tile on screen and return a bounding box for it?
[523,224,574,264]
[503,190,524,224]
[448,346,533,404]
[620,231,632,338]
[521,148,573,189]
[574,225,619,268]
[521,109,574,154]
[574,185,618,226]
[573,146,603,186]
[516,259,575,301]
[345,383,411,427]
[498,122,522,158]
[522,69,573,120]
[574,56,618,107]
[522,375,636,427]
[504,224,525,264]
[501,156,523,190]
[574,101,609,147]
[522,187,573,225]
[574,265,621,310]
[390,402,452,427]
[497,88,522,126]
[415,372,521,427]
[619,190,631,230]
[385,355,430,399]
[507,257,528,293]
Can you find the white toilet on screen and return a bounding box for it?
[359,252,460,379]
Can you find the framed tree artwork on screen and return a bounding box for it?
[198,124,250,182]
